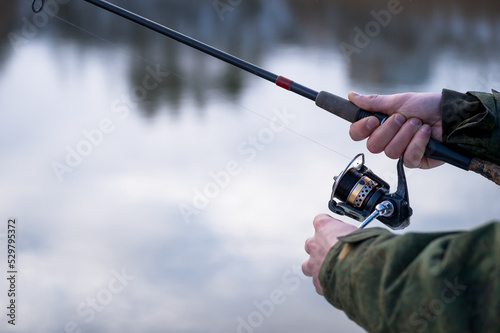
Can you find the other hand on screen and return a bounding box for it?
[302,214,357,295]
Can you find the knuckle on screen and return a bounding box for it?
[301,261,310,276]
[304,237,314,253]
[366,94,381,104]
[364,94,385,111]
[313,214,332,229]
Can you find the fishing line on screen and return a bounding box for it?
[31,0,500,185]
[26,0,352,160]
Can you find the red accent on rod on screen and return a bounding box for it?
[276,76,293,90]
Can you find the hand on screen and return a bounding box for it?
[302,214,357,295]
[348,92,445,169]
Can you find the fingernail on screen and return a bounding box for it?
[409,118,422,127]
[394,114,406,126]
[366,117,379,131]
[420,124,431,134]
[350,91,360,97]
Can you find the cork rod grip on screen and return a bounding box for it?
[469,158,500,186]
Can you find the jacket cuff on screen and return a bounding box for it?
[441,88,500,165]
[318,228,390,298]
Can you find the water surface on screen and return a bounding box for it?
[1,1,499,332]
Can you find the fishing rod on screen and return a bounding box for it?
[31,0,500,192]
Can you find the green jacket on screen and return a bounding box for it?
[319,89,500,333]
[441,89,500,165]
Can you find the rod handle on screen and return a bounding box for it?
[315,90,472,170]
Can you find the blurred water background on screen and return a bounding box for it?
[1,0,499,332]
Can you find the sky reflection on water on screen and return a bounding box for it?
[1,1,500,332]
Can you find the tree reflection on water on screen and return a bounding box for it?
[1,0,499,117]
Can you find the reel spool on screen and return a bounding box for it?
[329,153,412,229]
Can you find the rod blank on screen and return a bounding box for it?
[32,0,500,185]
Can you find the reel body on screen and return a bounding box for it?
[329,154,412,230]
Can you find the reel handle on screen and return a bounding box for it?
[315,91,471,170]
[358,201,394,229]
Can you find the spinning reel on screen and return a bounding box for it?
[329,153,412,230]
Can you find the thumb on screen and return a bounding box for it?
[348,92,399,116]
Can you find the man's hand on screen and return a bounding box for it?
[302,214,357,295]
[348,92,445,169]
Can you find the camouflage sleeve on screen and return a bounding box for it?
[441,89,500,165]
[319,222,500,333]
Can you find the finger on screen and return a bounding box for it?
[404,124,432,168]
[384,118,422,159]
[366,113,406,154]
[313,277,324,296]
[349,116,380,141]
[420,158,446,169]
[312,214,334,230]
[304,237,314,254]
[301,260,312,277]
[348,91,403,115]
